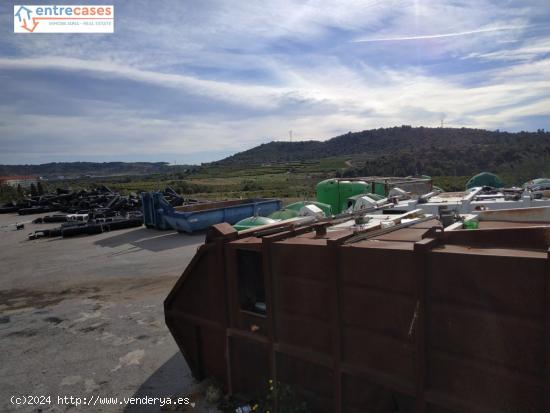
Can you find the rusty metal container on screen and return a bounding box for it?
[165,219,550,412]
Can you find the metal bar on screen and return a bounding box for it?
[545,248,550,411]
[262,237,277,387]
[413,237,438,412]
[224,243,239,396]
[227,327,271,344]
[196,325,205,379]
[328,239,342,413]
[225,246,239,329]
[226,333,234,395]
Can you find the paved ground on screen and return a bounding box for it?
[0,213,219,413]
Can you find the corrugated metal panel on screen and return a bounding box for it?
[166,222,550,412]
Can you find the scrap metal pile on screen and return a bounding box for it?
[28,213,143,239]
[0,185,145,240]
[0,185,140,215]
[22,186,204,240]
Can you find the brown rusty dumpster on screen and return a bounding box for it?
[165,219,550,412]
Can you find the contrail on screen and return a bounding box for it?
[353,26,525,43]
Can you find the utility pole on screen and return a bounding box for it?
[289,130,293,142]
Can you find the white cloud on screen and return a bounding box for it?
[0,57,290,109]
[0,0,549,163]
[353,25,527,43]
[465,37,550,62]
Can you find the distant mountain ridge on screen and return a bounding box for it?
[0,162,173,177]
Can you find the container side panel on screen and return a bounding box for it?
[280,277,331,322]
[277,315,333,355]
[271,244,330,282]
[276,352,334,413]
[342,328,415,381]
[430,304,544,375]
[342,286,416,340]
[169,247,227,325]
[428,251,545,318]
[230,337,270,398]
[340,246,416,384]
[165,244,228,384]
[426,251,546,412]
[166,318,200,377]
[272,243,333,355]
[200,326,227,384]
[429,352,543,413]
[340,247,416,296]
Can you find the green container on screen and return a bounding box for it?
[466,172,504,189]
[463,220,479,230]
[316,179,371,214]
[351,181,369,194]
[316,179,340,214]
[373,182,387,197]
[233,216,278,231]
[268,209,299,220]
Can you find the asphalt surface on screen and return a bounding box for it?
[0,213,219,413]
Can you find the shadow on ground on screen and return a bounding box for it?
[124,352,195,412]
[95,227,205,252]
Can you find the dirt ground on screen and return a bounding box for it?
[0,213,219,412]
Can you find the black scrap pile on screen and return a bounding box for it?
[1,184,202,240]
[0,185,142,216]
[33,214,71,223]
[29,213,143,240]
[2,184,149,240]
[163,187,185,206]
[162,186,204,207]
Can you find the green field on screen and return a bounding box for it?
[0,157,495,204]
[36,158,350,203]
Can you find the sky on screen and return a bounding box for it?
[0,0,549,164]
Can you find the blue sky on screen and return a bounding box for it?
[0,0,549,164]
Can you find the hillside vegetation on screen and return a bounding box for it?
[214,126,550,185]
[2,127,549,204]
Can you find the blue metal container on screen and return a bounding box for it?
[142,192,172,230]
[141,192,282,233]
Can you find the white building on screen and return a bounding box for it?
[0,175,40,188]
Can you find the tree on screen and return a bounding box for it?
[30,183,38,197]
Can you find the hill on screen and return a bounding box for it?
[214,126,550,184]
[2,127,549,188]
